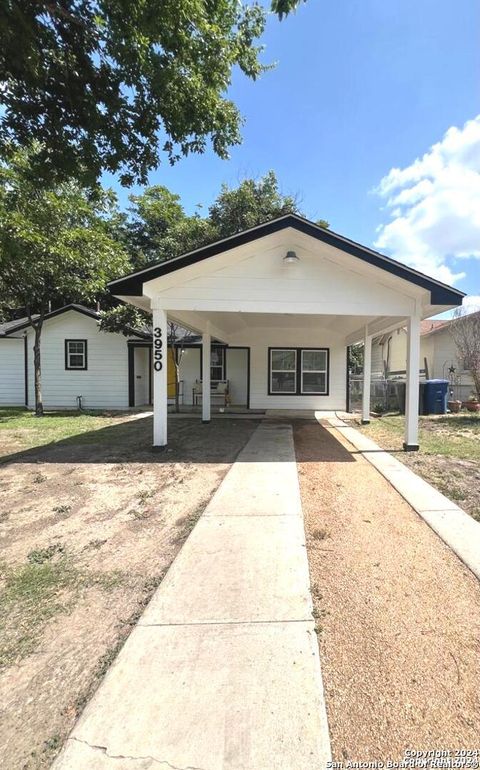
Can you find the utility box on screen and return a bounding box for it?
[422,379,449,415]
[395,381,426,415]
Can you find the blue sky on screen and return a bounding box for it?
[108,0,480,303]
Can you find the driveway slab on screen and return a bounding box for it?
[55,622,329,770]
[53,422,331,769]
[140,514,312,625]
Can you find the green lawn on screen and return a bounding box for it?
[0,407,134,455]
[359,413,480,462]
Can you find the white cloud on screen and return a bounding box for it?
[374,115,480,285]
[462,294,480,314]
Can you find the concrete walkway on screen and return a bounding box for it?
[53,423,331,769]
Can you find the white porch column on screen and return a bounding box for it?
[202,324,211,423]
[152,307,168,447]
[404,312,421,451]
[362,325,372,424]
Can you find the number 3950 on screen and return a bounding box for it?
[153,327,163,371]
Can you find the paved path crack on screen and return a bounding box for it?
[71,737,206,770]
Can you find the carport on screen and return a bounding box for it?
[109,214,464,448]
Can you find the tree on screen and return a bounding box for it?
[208,172,303,238]
[126,186,216,266]
[0,148,130,415]
[101,171,329,337]
[450,307,480,399]
[0,0,305,186]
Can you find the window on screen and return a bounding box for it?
[301,349,328,394]
[65,339,87,370]
[270,349,297,393]
[268,347,329,395]
[210,346,225,381]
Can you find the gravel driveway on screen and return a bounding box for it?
[294,420,480,760]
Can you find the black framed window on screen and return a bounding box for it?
[65,339,87,370]
[211,346,225,381]
[269,349,297,393]
[268,347,329,395]
[301,349,328,394]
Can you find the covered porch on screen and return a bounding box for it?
[108,214,464,450]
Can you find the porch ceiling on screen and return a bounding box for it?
[167,309,407,345]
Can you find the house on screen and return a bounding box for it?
[374,315,477,400]
[0,304,151,410]
[108,213,464,450]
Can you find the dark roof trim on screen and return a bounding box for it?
[3,304,151,339]
[108,214,465,306]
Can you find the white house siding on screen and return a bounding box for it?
[26,311,136,410]
[227,322,346,410]
[0,337,24,405]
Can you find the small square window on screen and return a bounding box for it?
[65,340,87,370]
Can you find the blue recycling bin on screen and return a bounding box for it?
[422,379,449,415]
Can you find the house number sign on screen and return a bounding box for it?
[153,327,163,371]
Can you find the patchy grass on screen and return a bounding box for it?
[0,553,128,668]
[0,411,258,770]
[0,557,80,666]
[357,413,480,520]
[359,413,480,461]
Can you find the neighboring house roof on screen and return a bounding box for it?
[108,213,466,306]
[420,319,450,336]
[0,304,151,340]
[0,315,36,337]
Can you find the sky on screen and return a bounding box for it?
[107,0,480,310]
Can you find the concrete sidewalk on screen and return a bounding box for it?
[53,422,331,770]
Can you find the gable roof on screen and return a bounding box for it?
[1,304,151,339]
[108,213,465,306]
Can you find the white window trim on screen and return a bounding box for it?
[269,348,297,394]
[65,339,87,370]
[300,349,328,395]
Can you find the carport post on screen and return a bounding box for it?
[362,325,372,424]
[152,306,168,447]
[202,324,211,423]
[404,312,420,451]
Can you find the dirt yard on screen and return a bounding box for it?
[357,413,480,522]
[0,411,258,770]
[294,420,480,760]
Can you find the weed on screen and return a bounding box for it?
[311,527,329,541]
[86,570,126,590]
[130,508,151,520]
[86,538,107,550]
[173,508,203,544]
[33,473,46,484]
[471,508,480,522]
[138,489,155,505]
[53,504,72,515]
[435,482,465,502]
[311,583,323,601]
[28,543,65,565]
[43,734,62,754]
[0,511,9,522]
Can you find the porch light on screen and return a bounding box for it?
[283,250,299,264]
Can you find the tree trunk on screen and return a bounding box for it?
[33,321,43,416]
